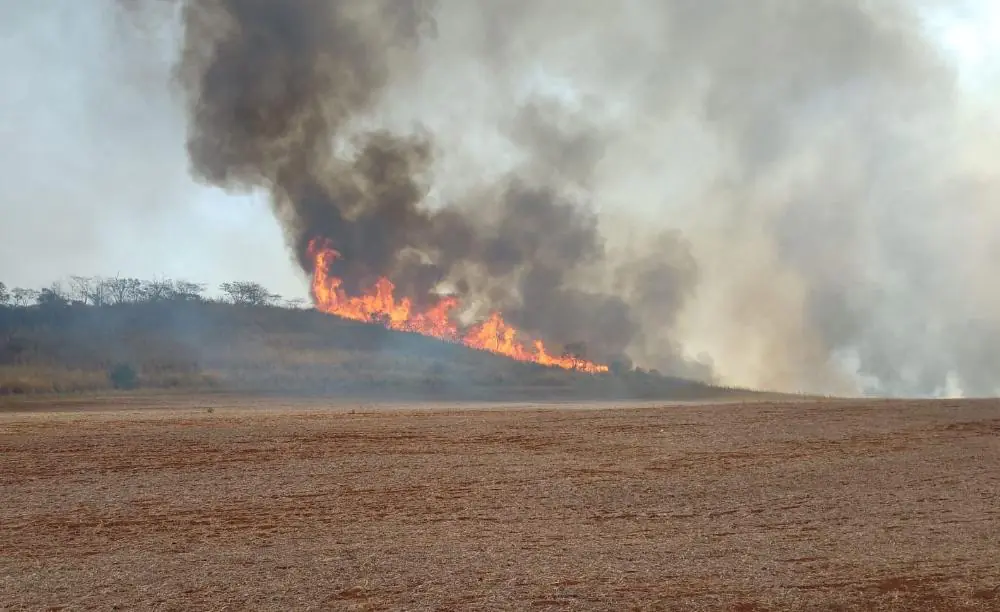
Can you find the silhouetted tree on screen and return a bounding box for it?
[141,279,176,302]
[173,281,206,302]
[68,276,108,306]
[220,281,279,306]
[105,277,144,304]
[10,288,38,308]
[36,286,69,308]
[0,282,8,307]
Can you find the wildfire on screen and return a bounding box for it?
[307,239,609,373]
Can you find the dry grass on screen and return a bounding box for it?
[2,396,998,611]
[0,364,223,395]
[0,302,747,400]
[0,364,110,394]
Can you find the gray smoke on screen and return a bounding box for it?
[109,0,999,395]
[134,0,696,371]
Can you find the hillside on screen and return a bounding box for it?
[0,299,746,400]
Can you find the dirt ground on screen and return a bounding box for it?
[1,396,998,611]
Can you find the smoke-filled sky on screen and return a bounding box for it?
[1,1,998,397]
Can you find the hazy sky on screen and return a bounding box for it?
[0,1,305,299]
[1,1,996,300]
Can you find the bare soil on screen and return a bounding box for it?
[2,396,999,611]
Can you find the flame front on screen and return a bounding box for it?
[308,239,609,373]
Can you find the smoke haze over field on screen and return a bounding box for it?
[2,0,999,396]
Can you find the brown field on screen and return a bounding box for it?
[2,395,999,611]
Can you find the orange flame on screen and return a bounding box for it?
[307,239,608,373]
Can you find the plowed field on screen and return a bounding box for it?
[2,396,999,610]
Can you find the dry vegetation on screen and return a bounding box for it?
[0,300,737,400]
[2,395,998,610]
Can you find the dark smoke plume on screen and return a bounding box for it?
[106,0,1000,395]
[157,0,689,369]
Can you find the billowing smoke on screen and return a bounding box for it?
[106,0,999,395]
[153,0,699,374]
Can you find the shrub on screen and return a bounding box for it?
[108,363,138,390]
